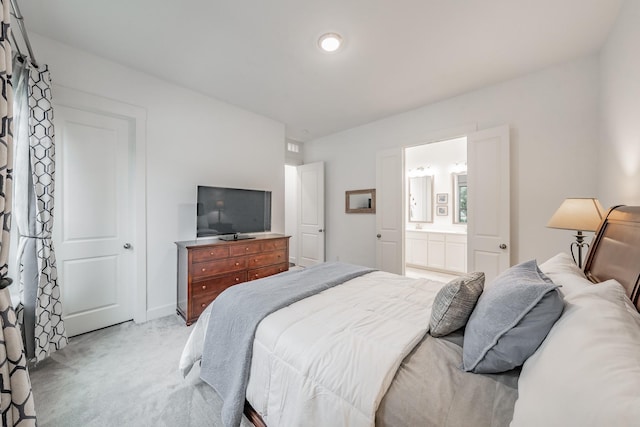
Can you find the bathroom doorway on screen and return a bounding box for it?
[404,136,468,280]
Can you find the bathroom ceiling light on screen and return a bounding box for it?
[318,33,343,52]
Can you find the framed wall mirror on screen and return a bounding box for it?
[345,189,376,213]
[408,176,434,223]
[452,172,467,224]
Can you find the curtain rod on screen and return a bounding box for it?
[10,0,37,67]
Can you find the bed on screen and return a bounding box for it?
[180,205,640,427]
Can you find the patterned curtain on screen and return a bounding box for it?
[14,60,67,363]
[0,0,37,424]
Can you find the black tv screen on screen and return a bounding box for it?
[196,186,272,237]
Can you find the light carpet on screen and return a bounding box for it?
[29,314,253,427]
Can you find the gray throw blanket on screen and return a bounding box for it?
[200,262,376,427]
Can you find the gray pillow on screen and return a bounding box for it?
[430,272,485,337]
[462,260,564,374]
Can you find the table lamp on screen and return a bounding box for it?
[547,198,605,268]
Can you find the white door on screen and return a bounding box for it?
[467,125,510,285]
[376,149,404,274]
[54,106,134,336]
[297,162,325,267]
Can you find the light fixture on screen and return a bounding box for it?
[318,33,342,52]
[547,198,605,268]
[407,165,433,177]
[453,162,467,173]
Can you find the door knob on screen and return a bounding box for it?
[499,244,507,250]
[123,243,132,249]
[376,234,382,239]
[318,229,324,233]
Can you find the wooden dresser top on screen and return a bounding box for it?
[175,233,289,249]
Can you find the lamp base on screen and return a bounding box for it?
[570,230,590,269]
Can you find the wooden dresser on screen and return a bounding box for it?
[176,234,290,325]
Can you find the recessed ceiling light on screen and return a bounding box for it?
[318,33,343,53]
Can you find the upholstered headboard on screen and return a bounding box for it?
[583,205,640,311]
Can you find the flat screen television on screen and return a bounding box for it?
[196,186,272,238]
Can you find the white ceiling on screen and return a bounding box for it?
[18,0,622,142]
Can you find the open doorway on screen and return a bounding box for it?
[284,138,326,268]
[284,162,326,268]
[404,136,467,280]
[376,126,509,279]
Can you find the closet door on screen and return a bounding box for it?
[54,106,135,336]
[297,162,325,267]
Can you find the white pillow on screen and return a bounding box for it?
[539,252,591,297]
[511,279,640,427]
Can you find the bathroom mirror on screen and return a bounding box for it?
[408,176,433,222]
[452,172,467,224]
[345,189,376,213]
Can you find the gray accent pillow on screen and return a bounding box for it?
[462,260,564,374]
[430,272,485,337]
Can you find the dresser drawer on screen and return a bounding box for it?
[191,246,230,263]
[261,238,288,252]
[247,250,286,268]
[190,292,219,319]
[229,242,262,257]
[192,256,247,279]
[247,262,289,281]
[192,271,247,297]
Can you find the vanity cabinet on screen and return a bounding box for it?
[427,233,446,270]
[444,233,467,272]
[406,232,428,267]
[406,231,467,274]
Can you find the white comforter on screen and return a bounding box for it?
[180,271,444,427]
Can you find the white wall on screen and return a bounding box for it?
[599,0,640,207]
[305,56,601,267]
[30,33,285,319]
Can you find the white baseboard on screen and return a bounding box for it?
[146,303,176,321]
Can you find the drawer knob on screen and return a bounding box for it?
[235,262,239,266]
[254,273,259,278]
[255,258,258,262]
[210,252,215,256]
[201,303,206,308]
[245,247,249,251]
[202,285,206,290]
[201,268,206,272]
[235,277,240,282]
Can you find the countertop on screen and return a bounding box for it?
[406,228,467,235]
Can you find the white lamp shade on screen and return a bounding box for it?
[547,198,605,232]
